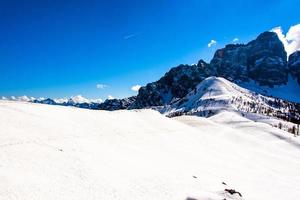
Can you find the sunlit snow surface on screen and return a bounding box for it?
[0,100,300,200]
[240,76,300,103]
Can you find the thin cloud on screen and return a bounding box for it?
[96,84,108,89]
[131,84,141,92]
[208,39,217,48]
[232,38,239,43]
[124,32,142,40]
[271,24,300,56]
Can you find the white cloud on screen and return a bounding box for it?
[124,32,142,40]
[107,95,114,100]
[271,24,300,56]
[96,84,108,89]
[131,84,141,92]
[232,38,239,43]
[208,39,217,48]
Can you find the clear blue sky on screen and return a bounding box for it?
[0,0,299,99]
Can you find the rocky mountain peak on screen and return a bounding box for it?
[210,31,288,87]
[130,61,213,109]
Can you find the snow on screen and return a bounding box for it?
[90,98,103,104]
[162,77,270,115]
[160,77,299,133]
[1,95,103,105]
[0,100,300,200]
[0,96,36,102]
[240,75,300,103]
[54,97,69,104]
[68,95,91,104]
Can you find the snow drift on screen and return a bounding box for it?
[0,100,300,200]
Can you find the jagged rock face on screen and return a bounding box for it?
[132,32,289,109]
[131,61,213,108]
[210,44,249,81]
[210,31,288,86]
[247,32,288,86]
[98,96,136,111]
[288,51,300,84]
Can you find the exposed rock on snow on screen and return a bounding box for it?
[98,96,136,111]
[127,31,300,109]
[161,77,300,126]
[130,60,213,109]
[289,50,300,84]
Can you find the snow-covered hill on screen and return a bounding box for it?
[161,77,300,129]
[1,100,300,200]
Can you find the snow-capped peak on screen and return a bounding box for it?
[162,76,299,124]
[68,95,91,104]
[0,95,36,102]
[17,95,34,102]
[53,98,68,104]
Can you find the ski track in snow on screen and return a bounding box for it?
[1,100,300,200]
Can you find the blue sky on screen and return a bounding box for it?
[0,0,299,100]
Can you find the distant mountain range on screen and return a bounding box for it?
[1,95,103,109]
[3,30,300,123]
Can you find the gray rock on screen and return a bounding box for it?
[210,31,288,86]
[98,96,136,111]
[130,61,213,108]
[288,51,300,84]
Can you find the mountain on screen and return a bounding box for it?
[131,31,294,109]
[33,98,57,105]
[32,95,103,109]
[2,95,36,102]
[210,31,288,86]
[21,30,300,119]
[160,77,300,124]
[67,95,91,104]
[130,60,213,109]
[98,96,136,111]
[289,50,300,84]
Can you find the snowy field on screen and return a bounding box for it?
[1,100,300,200]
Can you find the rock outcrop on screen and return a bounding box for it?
[130,31,290,108]
[288,51,300,84]
[210,31,288,86]
[130,60,213,108]
[98,96,136,111]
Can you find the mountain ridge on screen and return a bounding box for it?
[159,76,300,124]
[9,30,300,125]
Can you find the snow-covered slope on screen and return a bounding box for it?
[240,75,300,103]
[162,77,300,127]
[1,100,300,200]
